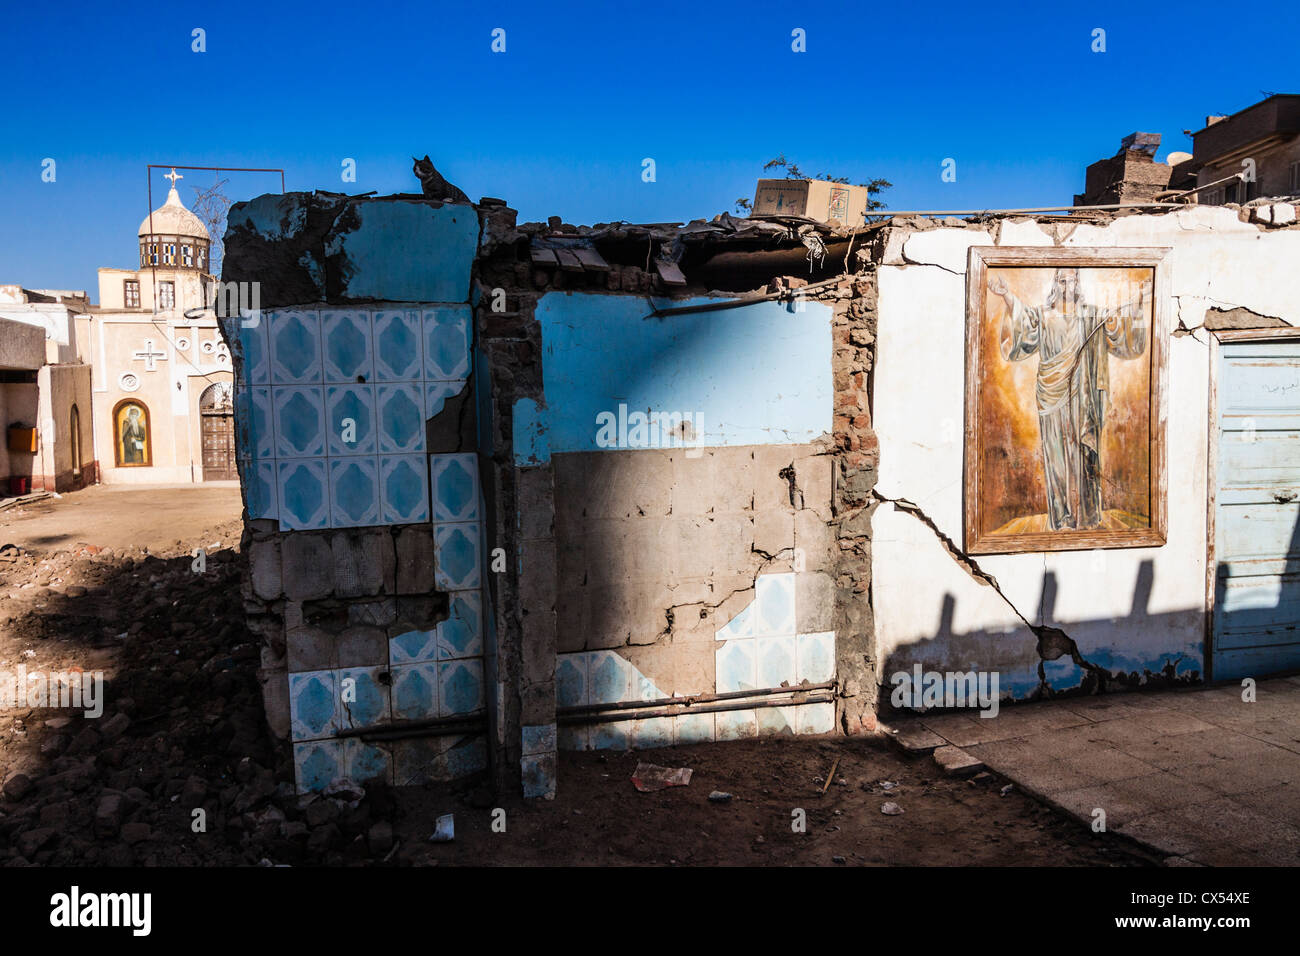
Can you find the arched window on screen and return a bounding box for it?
[70,404,82,478]
[113,399,151,467]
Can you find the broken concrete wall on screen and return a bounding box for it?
[469,210,885,768]
[220,192,493,793]
[531,292,839,747]
[870,205,1300,707]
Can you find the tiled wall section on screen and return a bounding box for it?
[557,572,835,750]
[231,307,471,530]
[229,306,488,793]
[290,590,487,791]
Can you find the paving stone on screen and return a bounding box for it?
[932,745,984,777]
[1056,745,1155,784]
[1114,809,1204,857]
[886,721,946,754]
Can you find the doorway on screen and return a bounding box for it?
[199,382,237,481]
[1211,334,1300,679]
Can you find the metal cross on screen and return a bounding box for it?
[132,339,167,371]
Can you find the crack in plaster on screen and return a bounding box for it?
[873,491,1108,694]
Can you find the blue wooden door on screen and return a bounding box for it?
[1213,340,1300,679]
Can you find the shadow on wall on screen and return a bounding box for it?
[1212,494,1300,681]
[882,498,1300,718]
[880,559,1202,718]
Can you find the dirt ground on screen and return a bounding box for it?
[0,484,242,554]
[403,740,1155,866]
[0,486,1154,866]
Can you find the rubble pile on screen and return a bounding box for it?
[0,532,422,866]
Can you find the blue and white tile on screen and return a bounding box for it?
[796,702,836,736]
[558,725,590,751]
[521,754,556,799]
[336,666,390,731]
[278,458,331,530]
[439,658,485,716]
[235,316,271,385]
[434,521,481,590]
[756,635,797,689]
[380,454,430,525]
[372,310,424,382]
[269,310,322,385]
[591,721,629,751]
[430,452,480,523]
[342,739,392,784]
[390,662,439,721]
[754,572,796,636]
[756,707,798,736]
[715,600,755,641]
[273,385,326,458]
[631,716,674,749]
[556,652,589,708]
[522,723,557,756]
[797,631,836,684]
[437,590,482,660]
[588,650,631,705]
[328,456,381,528]
[674,712,715,745]
[445,736,488,776]
[716,709,758,741]
[325,384,376,456]
[376,382,426,454]
[715,639,757,694]
[630,666,664,704]
[392,737,447,786]
[243,460,278,521]
[289,669,338,741]
[422,306,472,381]
[235,385,275,460]
[390,628,439,666]
[321,309,374,384]
[426,380,466,420]
[294,739,343,793]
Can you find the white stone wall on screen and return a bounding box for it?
[871,207,1300,698]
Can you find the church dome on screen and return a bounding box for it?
[138,185,209,239]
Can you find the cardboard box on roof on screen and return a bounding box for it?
[751,178,869,225]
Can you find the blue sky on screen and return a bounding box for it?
[2,0,1297,298]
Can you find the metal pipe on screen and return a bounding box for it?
[645,275,846,318]
[557,681,836,715]
[340,715,486,742]
[559,692,835,726]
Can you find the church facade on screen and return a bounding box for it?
[0,171,236,496]
[90,173,236,485]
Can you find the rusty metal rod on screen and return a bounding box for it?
[645,275,847,318]
[340,715,486,742]
[558,692,835,726]
[558,680,836,716]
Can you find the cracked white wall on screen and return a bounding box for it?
[871,207,1300,698]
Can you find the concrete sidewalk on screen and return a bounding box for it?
[890,676,1300,866]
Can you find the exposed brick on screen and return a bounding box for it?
[331,530,386,599]
[247,538,282,601]
[281,534,334,601]
[393,526,436,595]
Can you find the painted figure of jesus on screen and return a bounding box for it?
[987,268,1150,531]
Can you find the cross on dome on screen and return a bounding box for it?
[164,169,183,187]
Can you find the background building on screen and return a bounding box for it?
[0,171,237,495]
[0,286,95,494]
[90,172,236,484]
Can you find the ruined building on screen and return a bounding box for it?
[218,174,1300,799]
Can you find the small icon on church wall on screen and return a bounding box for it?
[114,400,151,467]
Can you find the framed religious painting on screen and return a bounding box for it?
[964,246,1169,554]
